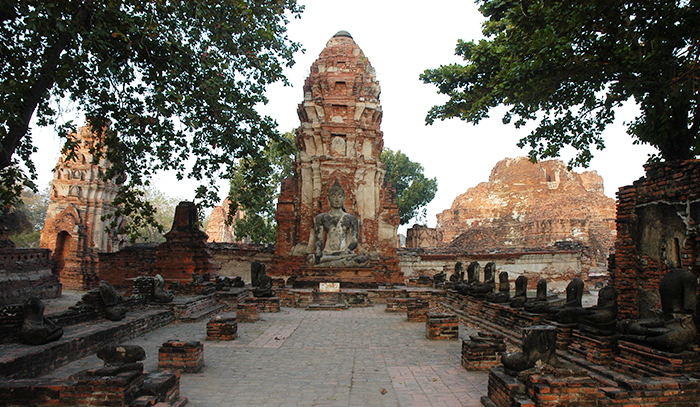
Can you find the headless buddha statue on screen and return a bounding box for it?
[618,268,697,353]
[307,179,368,267]
[486,272,510,303]
[509,275,528,308]
[524,278,549,313]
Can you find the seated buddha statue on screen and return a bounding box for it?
[307,179,368,267]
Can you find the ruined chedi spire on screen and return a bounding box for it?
[274,31,400,281]
[40,125,124,289]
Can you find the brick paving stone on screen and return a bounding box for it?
[41,305,487,406]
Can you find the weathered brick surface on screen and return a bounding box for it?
[248,296,280,313]
[406,300,430,322]
[98,244,159,289]
[611,340,700,377]
[568,331,619,365]
[437,157,616,273]
[158,340,204,373]
[385,297,416,313]
[207,316,238,341]
[612,160,700,320]
[0,249,61,306]
[0,368,182,406]
[425,312,458,340]
[461,332,506,371]
[236,302,259,322]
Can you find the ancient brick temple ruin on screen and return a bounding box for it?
[436,157,616,261]
[613,160,700,320]
[205,197,246,243]
[402,157,616,290]
[273,30,401,287]
[39,125,124,290]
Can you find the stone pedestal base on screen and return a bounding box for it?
[568,331,619,365]
[461,332,506,371]
[406,300,429,322]
[158,340,204,373]
[291,267,378,288]
[236,302,259,322]
[425,312,458,340]
[249,297,281,313]
[611,340,700,377]
[207,316,238,341]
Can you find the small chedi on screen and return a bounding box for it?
[151,201,213,284]
[273,30,401,287]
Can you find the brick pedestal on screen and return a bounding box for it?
[236,302,259,322]
[406,300,429,322]
[525,371,599,407]
[64,368,144,406]
[554,322,576,350]
[249,296,281,313]
[568,331,619,365]
[461,332,506,370]
[206,316,238,341]
[484,367,531,407]
[158,340,204,373]
[425,312,458,340]
[611,340,700,377]
[385,297,415,313]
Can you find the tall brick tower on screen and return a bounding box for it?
[274,31,401,287]
[40,125,124,290]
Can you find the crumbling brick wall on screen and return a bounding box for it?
[613,159,700,320]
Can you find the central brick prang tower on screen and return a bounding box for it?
[274,31,401,286]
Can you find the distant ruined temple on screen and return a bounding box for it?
[273,31,401,286]
[433,157,616,265]
[39,125,124,290]
[205,198,247,243]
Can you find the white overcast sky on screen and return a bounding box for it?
[32,0,658,233]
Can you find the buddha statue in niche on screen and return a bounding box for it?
[307,179,368,267]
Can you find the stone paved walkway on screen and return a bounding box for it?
[44,305,487,407]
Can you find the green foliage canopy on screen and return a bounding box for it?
[227,131,295,243]
[421,0,700,167]
[1,186,49,247]
[380,149,437,225]
[1,0,303,233]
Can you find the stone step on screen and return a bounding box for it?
[306,303,347,311]
[0,309,174,379]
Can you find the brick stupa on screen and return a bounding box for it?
[273,31,401,287]
[151,201,213,284]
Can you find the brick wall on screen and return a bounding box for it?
[612,159,700,320]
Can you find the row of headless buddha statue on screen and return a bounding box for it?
[446,261,697,356]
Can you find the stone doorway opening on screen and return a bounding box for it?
[53,231,72,278]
